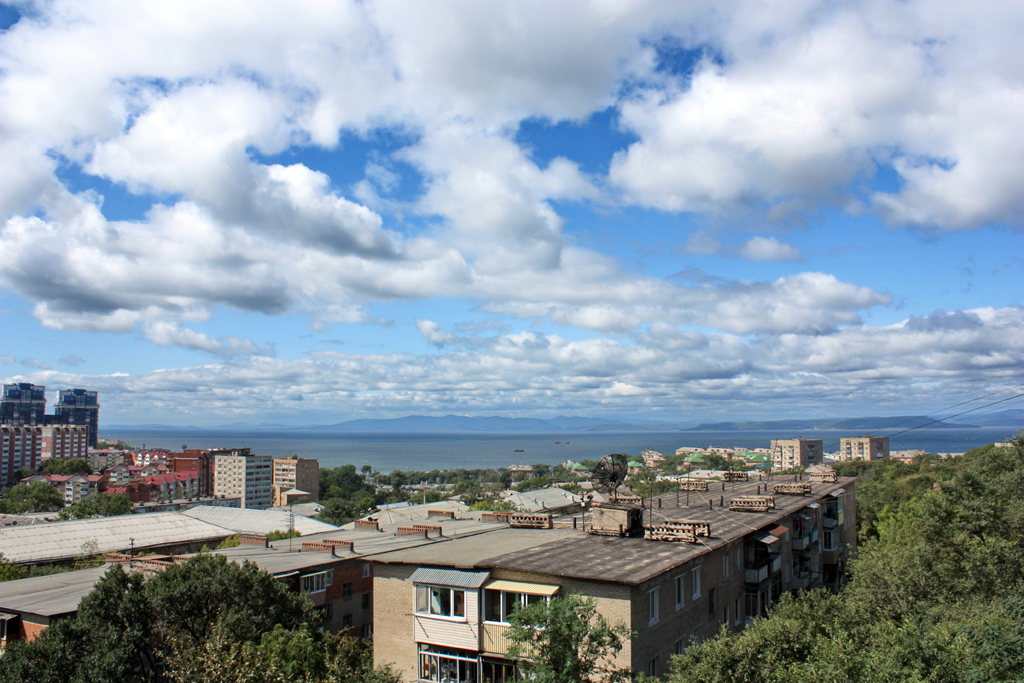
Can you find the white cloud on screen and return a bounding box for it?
[142,322,273,357]
[738,236,802,262]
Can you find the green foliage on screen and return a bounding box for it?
[58,493,134,520]
[217,534,242,549]
[0,553,400,683]
[665,434,1024,683]
[506,594,633,683]
[41,457,91,475]
[168,626,399,683]
[0,481,64,513]
[265,529,302,542]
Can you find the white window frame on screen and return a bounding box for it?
[648,586,660,625]
[362,562,371,578]
[415,584,467,620]
[691,566,702,600]
[674,574,685,610]
[483,589,550,624]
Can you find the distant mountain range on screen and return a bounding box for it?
[102,410,1024,433]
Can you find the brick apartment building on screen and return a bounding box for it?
[1,424,87,487]
[371,475,855,681]
[272,455,319,506]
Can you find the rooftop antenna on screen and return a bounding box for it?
[590,454,628,503]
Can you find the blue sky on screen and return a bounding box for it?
[0,1,1022,426]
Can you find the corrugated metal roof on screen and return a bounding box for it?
[411,567,490,588]
[0,513,233,565]
[181,506,339,536]
[483,579,559,596]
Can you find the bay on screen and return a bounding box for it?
[102,426,1016,473]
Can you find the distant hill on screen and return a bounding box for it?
[684,416,974,432]
[963,408,1024,427]
[320,415,639,433]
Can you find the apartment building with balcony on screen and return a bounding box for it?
[770,438,823,470]
[371,474,856,682]
[838,436,890,461]
[213,448,273,509]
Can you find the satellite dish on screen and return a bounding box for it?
[591,453,629,501]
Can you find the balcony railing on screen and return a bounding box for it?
[481,622,514,656]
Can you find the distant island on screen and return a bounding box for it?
[99,410,1024,434]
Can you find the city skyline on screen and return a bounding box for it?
[1,1,1022,426]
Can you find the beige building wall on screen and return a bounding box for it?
[839,436,889,461]
[771,438,823,470]
[272,456,319,506]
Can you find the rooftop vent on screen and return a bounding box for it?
[508,513,553,529]
[645,519,712,543]
[772,482,812,496]
[729,495,775,512]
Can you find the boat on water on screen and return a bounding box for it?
[514,449,524,452]
[555,441,569,444]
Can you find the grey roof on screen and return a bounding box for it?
[374,477,855,585]
[0,513,234,565]
[502,487,580,512]
[268,502,324,518]
[182,505,340,536]
[0,565,109,617]
[411,567,490,588]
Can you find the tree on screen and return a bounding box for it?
[506,594,633,683]
[0,481,64,513]
[58,493,134,520]
[41,458,91,475]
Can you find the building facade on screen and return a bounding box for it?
[272,456,320,506]
[213,448,273,509]
[53,389,100,448]
[174,450,214,498]
[770,438,823,470]
[0,426,42,487]
[372,476,856,682]
[0,383,46,427]
[40,425,89,462]
[838,436,890,461]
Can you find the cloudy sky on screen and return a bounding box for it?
[1,1,1022,427]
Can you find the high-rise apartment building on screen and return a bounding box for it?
[53,389,100,448]
[173,449,214,498]
[1,383,46,427]
[213,448,273,509]
[40,425,89,462]
[272,456,319,506]
[770,438,823,470]
[838,436,889,461]
[1,426,42,487]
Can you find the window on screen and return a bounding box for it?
[362,623,372,639]
[415,584,467,619]
[484,589,549,623]
[362,593,371,610]
[674,637,686,655]
[343,582,353,599]
[362,562,371,578]
[302,570,331,593]
[674,574,685,609]
[722,553,729,579]
[708,587,715,615]
[690,625,701,646]
[723,604,730,626]
[648,655,659,677]
[342,613,352,628]
[733,597,742,625]
[419,645,478,683]
[648,586,660,625]
[734,547,741,572]
[822,529,837,551]
[692,566,701,600]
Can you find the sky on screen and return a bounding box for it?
[0,0,1022,427]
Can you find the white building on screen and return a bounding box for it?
[213,448,273,509]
